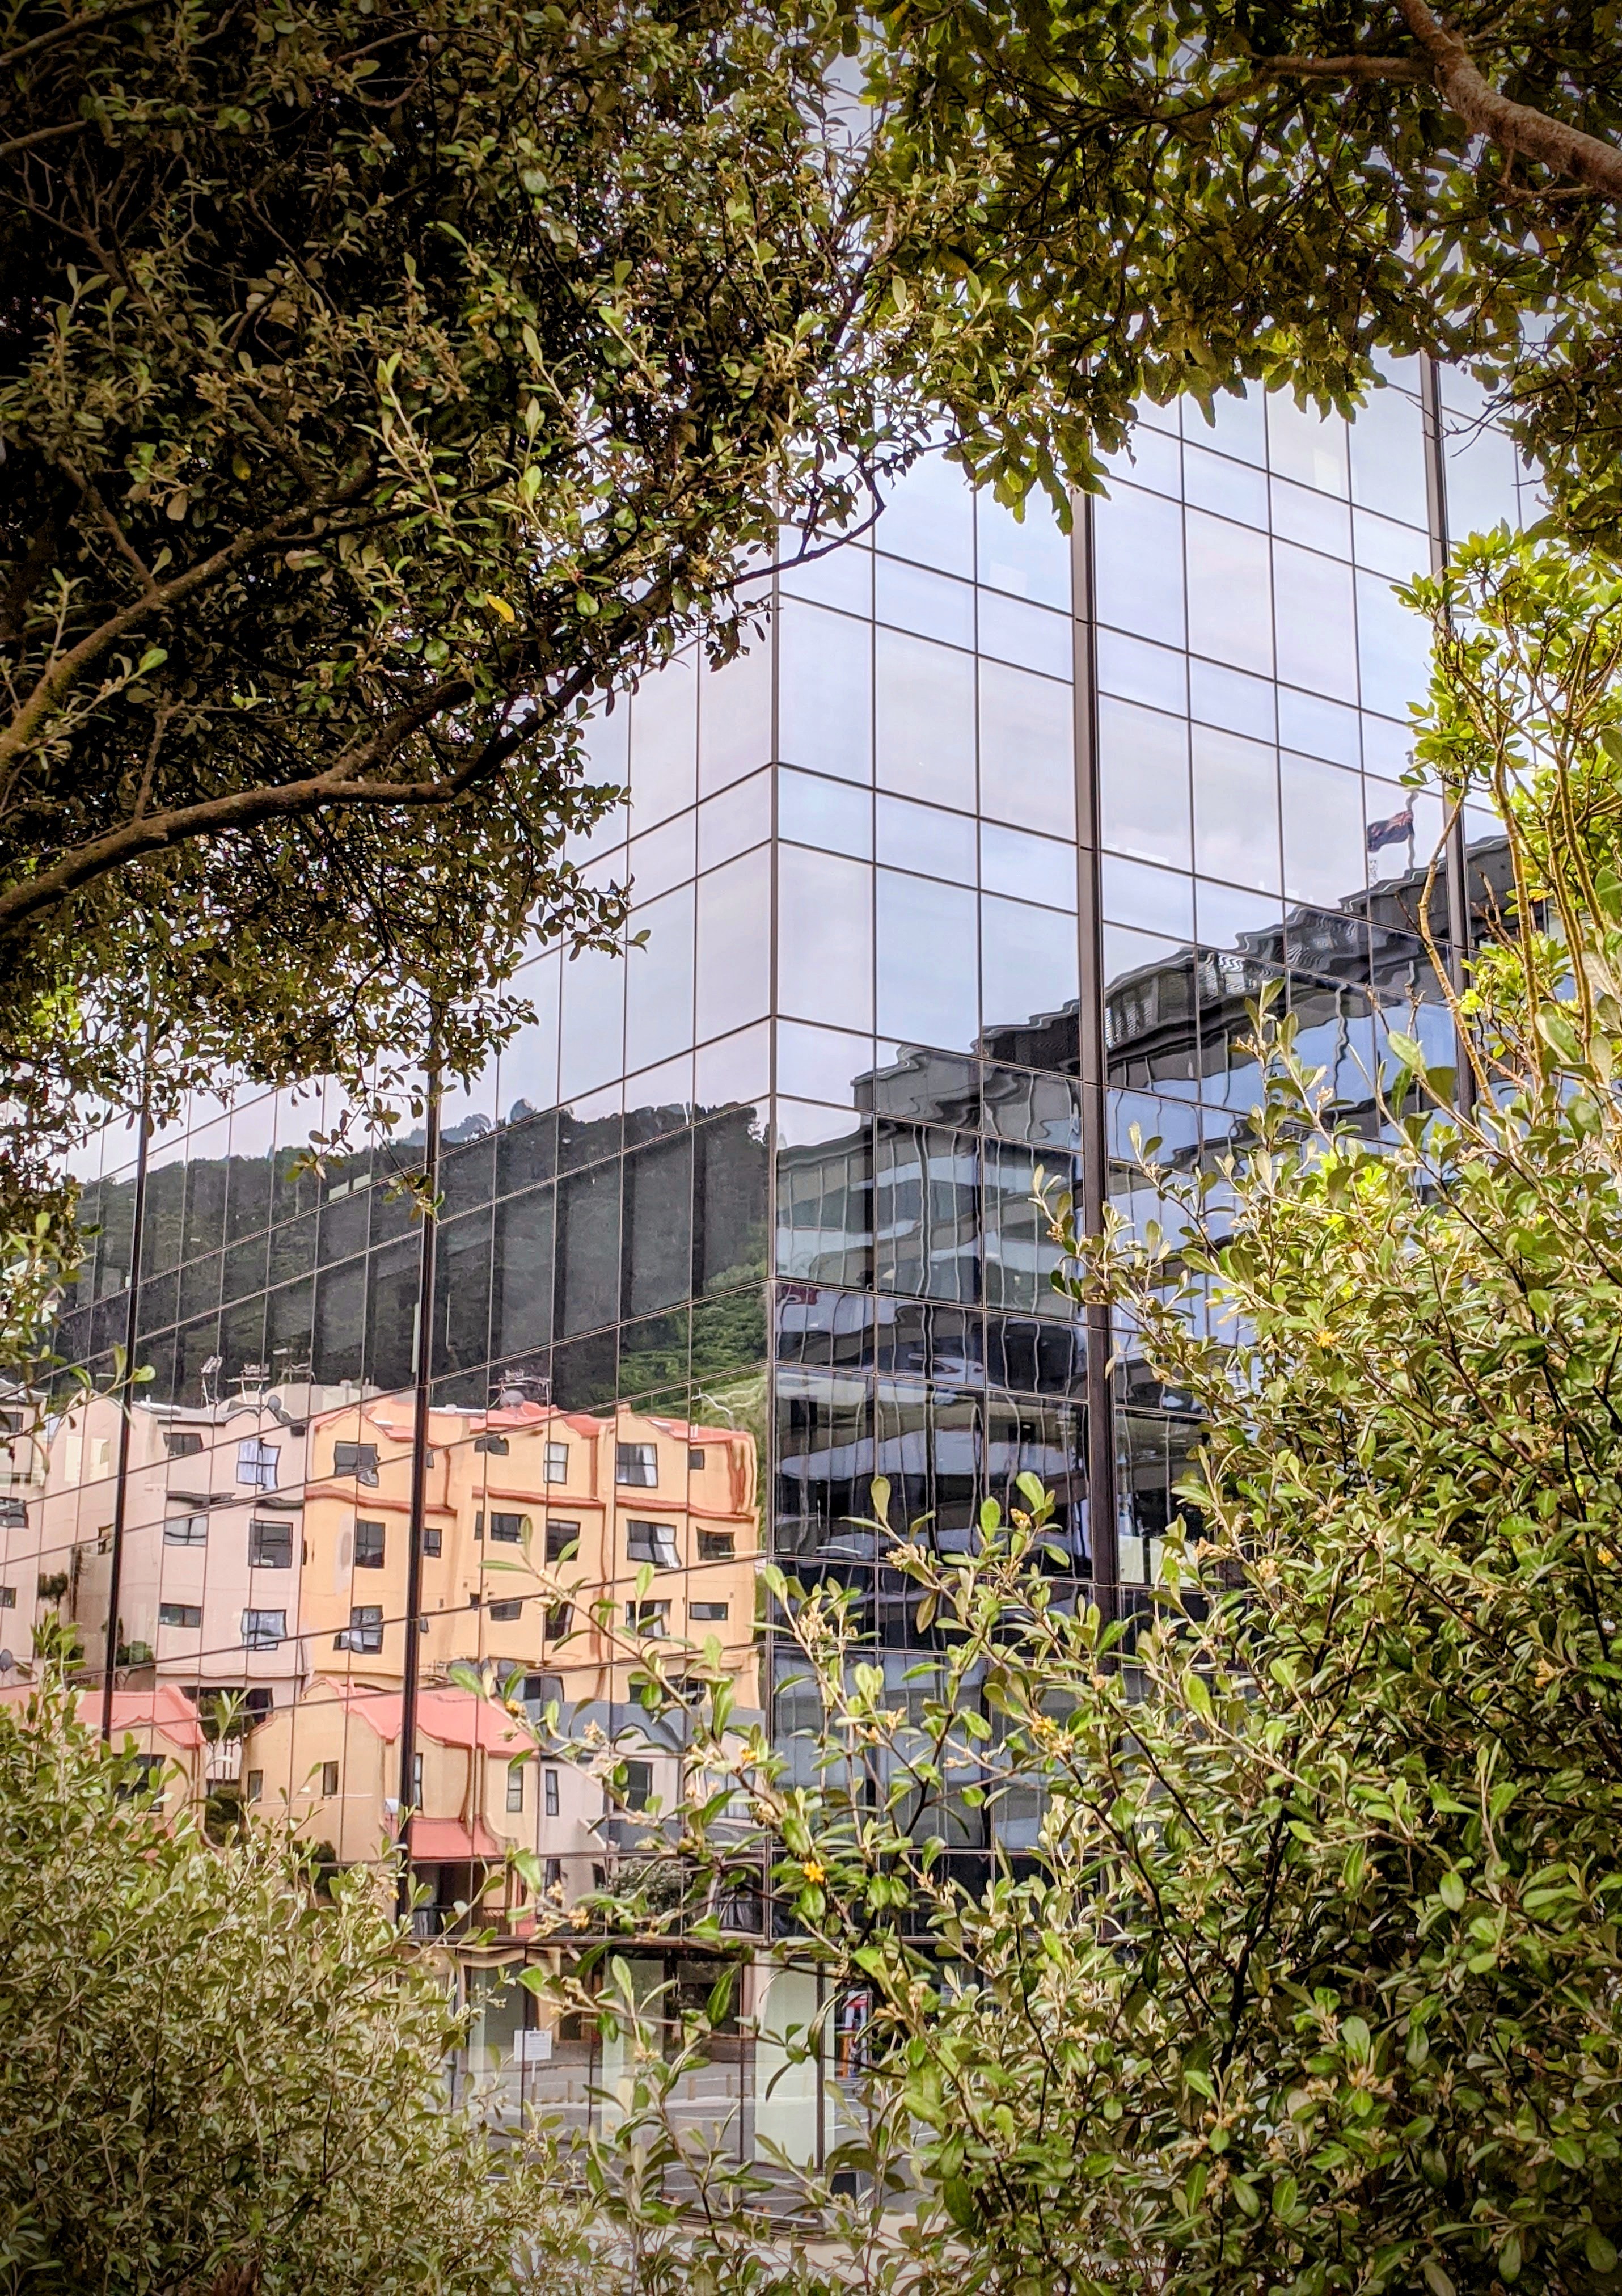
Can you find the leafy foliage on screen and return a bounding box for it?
[0,1657,586,2295]
[0,0,924,1226]
[858,0,1622,526]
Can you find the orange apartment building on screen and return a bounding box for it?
[243,1680,609,1931]
[296,1395,761,1713]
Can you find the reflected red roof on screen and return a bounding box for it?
[0,1679,205,1751]
[407,1815,505,1862]
[323,1685,531,1754]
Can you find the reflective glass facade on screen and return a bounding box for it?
[1,357,1528,2154]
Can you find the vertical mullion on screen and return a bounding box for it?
[1421,356,1476,1116]
[396,1039,442,1921]
[100,1073,151,1740]
[1070,491,1119,1623]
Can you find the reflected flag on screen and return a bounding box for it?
[1366,803,1414,854]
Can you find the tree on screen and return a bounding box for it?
[0,0,924,1231]
[0,1653,593,2296]
[859,0,1622,527]
[584,530,1622,2292]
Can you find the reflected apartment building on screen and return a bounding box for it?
[3,356,1532,2158]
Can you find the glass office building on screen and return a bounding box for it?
[0,357,1528,2151]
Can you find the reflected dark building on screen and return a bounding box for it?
[12,358,1536,2161]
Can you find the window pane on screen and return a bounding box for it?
[364,1237,416,1392]
[981,896,1079,1037]
[780,524,873,613]
[434,1212,491,1375]
[695,846,770,1044]
[874,628,976,811]
[559,942,624,1101]
[696,767,771,872]
[779,601,871,783]
[1444,421,1522,541]
[875,795,977,884]
[1101,855,1194,939]
[699,640,771,795]
[1097,628,1187,715]
[624,882,694,1076]
[1190,659,1275,742]
[1185,510,1273,677]
[492,1188,554,1357]
[775,1119,872,1286]
[877,454,974,575]
[557,1164,620,1337]
[312,1261,364,1385]
[1356,569,1431,719]
[1349,380,1428,523]
[1269,476,1350,558]
[979,822,1077,911]
[1093,483,1185,647]
[976,489,1070,609]
[629,651,697,825]
[775,1021,873,1104]
[497,953,560,1126]
[1268,396,1349,496]
[979,662,1074,838]
[977,591,1071,680]
[1196,879,1282,953]
[695,1108,768,1291]
[1104,420,1182,495]
[876,870,978,1050]
[875,556,975,648]
[1099,696,1190,870]
[779,766,872,859]
[777,847,872,1029]
[1185,386,1267,465]
[1273,542,1358,703]
[1192,725,1280,892]
[1182,442,1269,527]
[1281,753,1368,909]
[624,1133,692,1315]
[626,811,695,906]
[1278,687,1359,768]
[1354,507,1429,583]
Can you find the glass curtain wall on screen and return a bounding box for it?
[1,356,1536,2155]
[1095,359,1523,1586]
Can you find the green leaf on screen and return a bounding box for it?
[1387,1030,1425,1071]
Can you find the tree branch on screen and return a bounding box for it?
[1255,53,1429,85]
[1388,0,1622,197]
[0,119,86,162]
[0,506,314,778]
[0,0,150,74]
[0,655,601,947]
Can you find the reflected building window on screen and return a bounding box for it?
[332,1441,379,1485]
[626,1521,681,1569]
[248,1518,293,1569]
[614,1442,658,1488]
[335,1606,383,1653]
[236,1437,278,1489]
